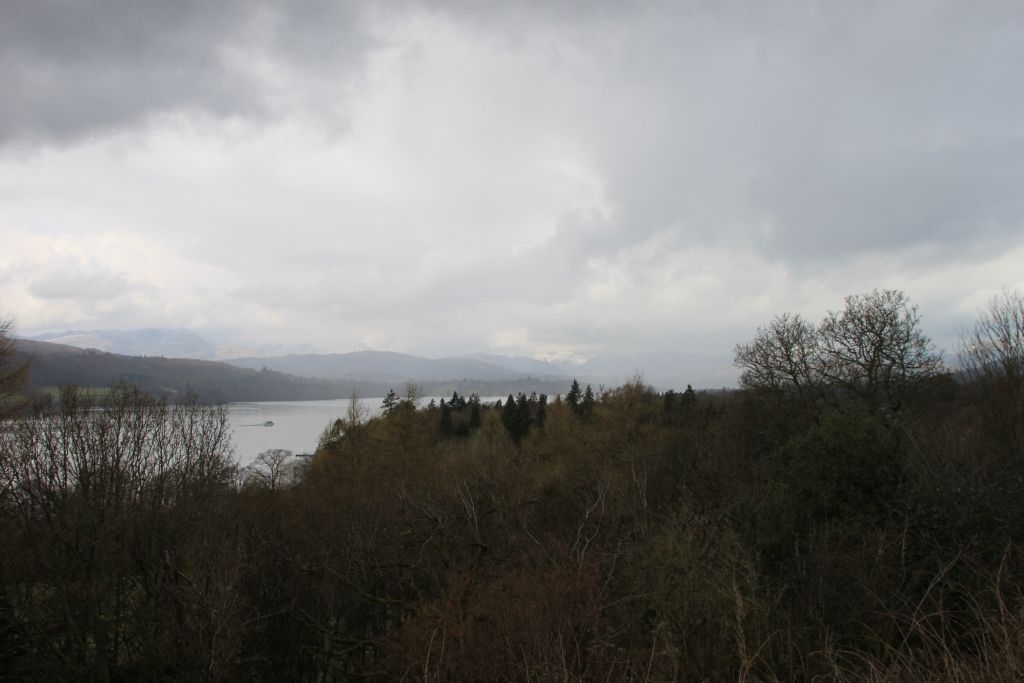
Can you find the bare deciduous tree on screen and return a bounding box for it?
[0,384,240,679]
[735,290,943,412]
[734,312,819,398]
[959,289,1024,386]
[250,448,296,490]
[817,289,943,410]
[0,315,29,419]
[959,289,1024,456]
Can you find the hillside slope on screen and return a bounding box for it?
[224,350,568,382]
[14,340,573,403]
[15,339,360,403]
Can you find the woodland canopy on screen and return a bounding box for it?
[1,289,1023,681]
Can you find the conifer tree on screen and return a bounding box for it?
[381,389,400,415]
[567,379,582,415]
[500,392,532,443]
[468,394,482,430]
[439,399,454,436]
[515,392,531,440]
[662,389,677,416]
[581,384,596,420]
[502,393,516,431]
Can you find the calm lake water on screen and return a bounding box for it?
[227,396,503,465]
[227,398,381,465]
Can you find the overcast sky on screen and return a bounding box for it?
[1,0,1022,363]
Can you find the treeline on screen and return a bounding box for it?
[2,289,1024,680]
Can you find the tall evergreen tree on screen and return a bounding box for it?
[515,392,531,441]
[502,393,516,431]
[581,384,596,420]
[567,379,582,415]
[439,399,454,436]
[662,389,677,417]
[536,394,547,430]
[468,394,482,430]
[500,392,532,443]
[381,389,400,415]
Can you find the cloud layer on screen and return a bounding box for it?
[2,0,1022,371]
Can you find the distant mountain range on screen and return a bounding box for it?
[26,327,738,390]
[14,339,353,403]
[568,350,738,390]
[462,352,572,378]
[223,350,568,382]
[222,350,736,389]
[13,339,574,403]
[32,328,217,358]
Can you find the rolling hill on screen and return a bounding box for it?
[223,350,568,382]
[14,340,573,404]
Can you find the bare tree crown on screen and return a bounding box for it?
[735,289,943,411]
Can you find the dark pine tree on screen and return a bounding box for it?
[502,393,532,443]
[581,384,596,420]
[514,392,531,441]
[382,389,400,415]
[662,389,677,417]
[469,394,482,430]
[567,379,582,415]
[502,393,516,432]
[439,398,454,436]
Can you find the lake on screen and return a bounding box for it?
[227,398,379,464]
[227,396,504,465]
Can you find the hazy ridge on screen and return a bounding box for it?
[26,327,737,391]
[14,339,573,403]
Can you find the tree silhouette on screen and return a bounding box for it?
[0,315,28,419]
[381,389,400,415]
[440,399,454,436]
[468,394,482,430]
[567,379,582,415]
[581,384,596,420]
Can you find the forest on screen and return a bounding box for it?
[1,288,1023,681]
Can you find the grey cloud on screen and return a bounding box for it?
[515,1,1024,268]
[3,0,1022,362]
[0,0,375,144]
[751,145,1024,264]
[29,270,134,300]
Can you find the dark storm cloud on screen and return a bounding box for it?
[0,0,374,144]
[572,0,1024,267]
